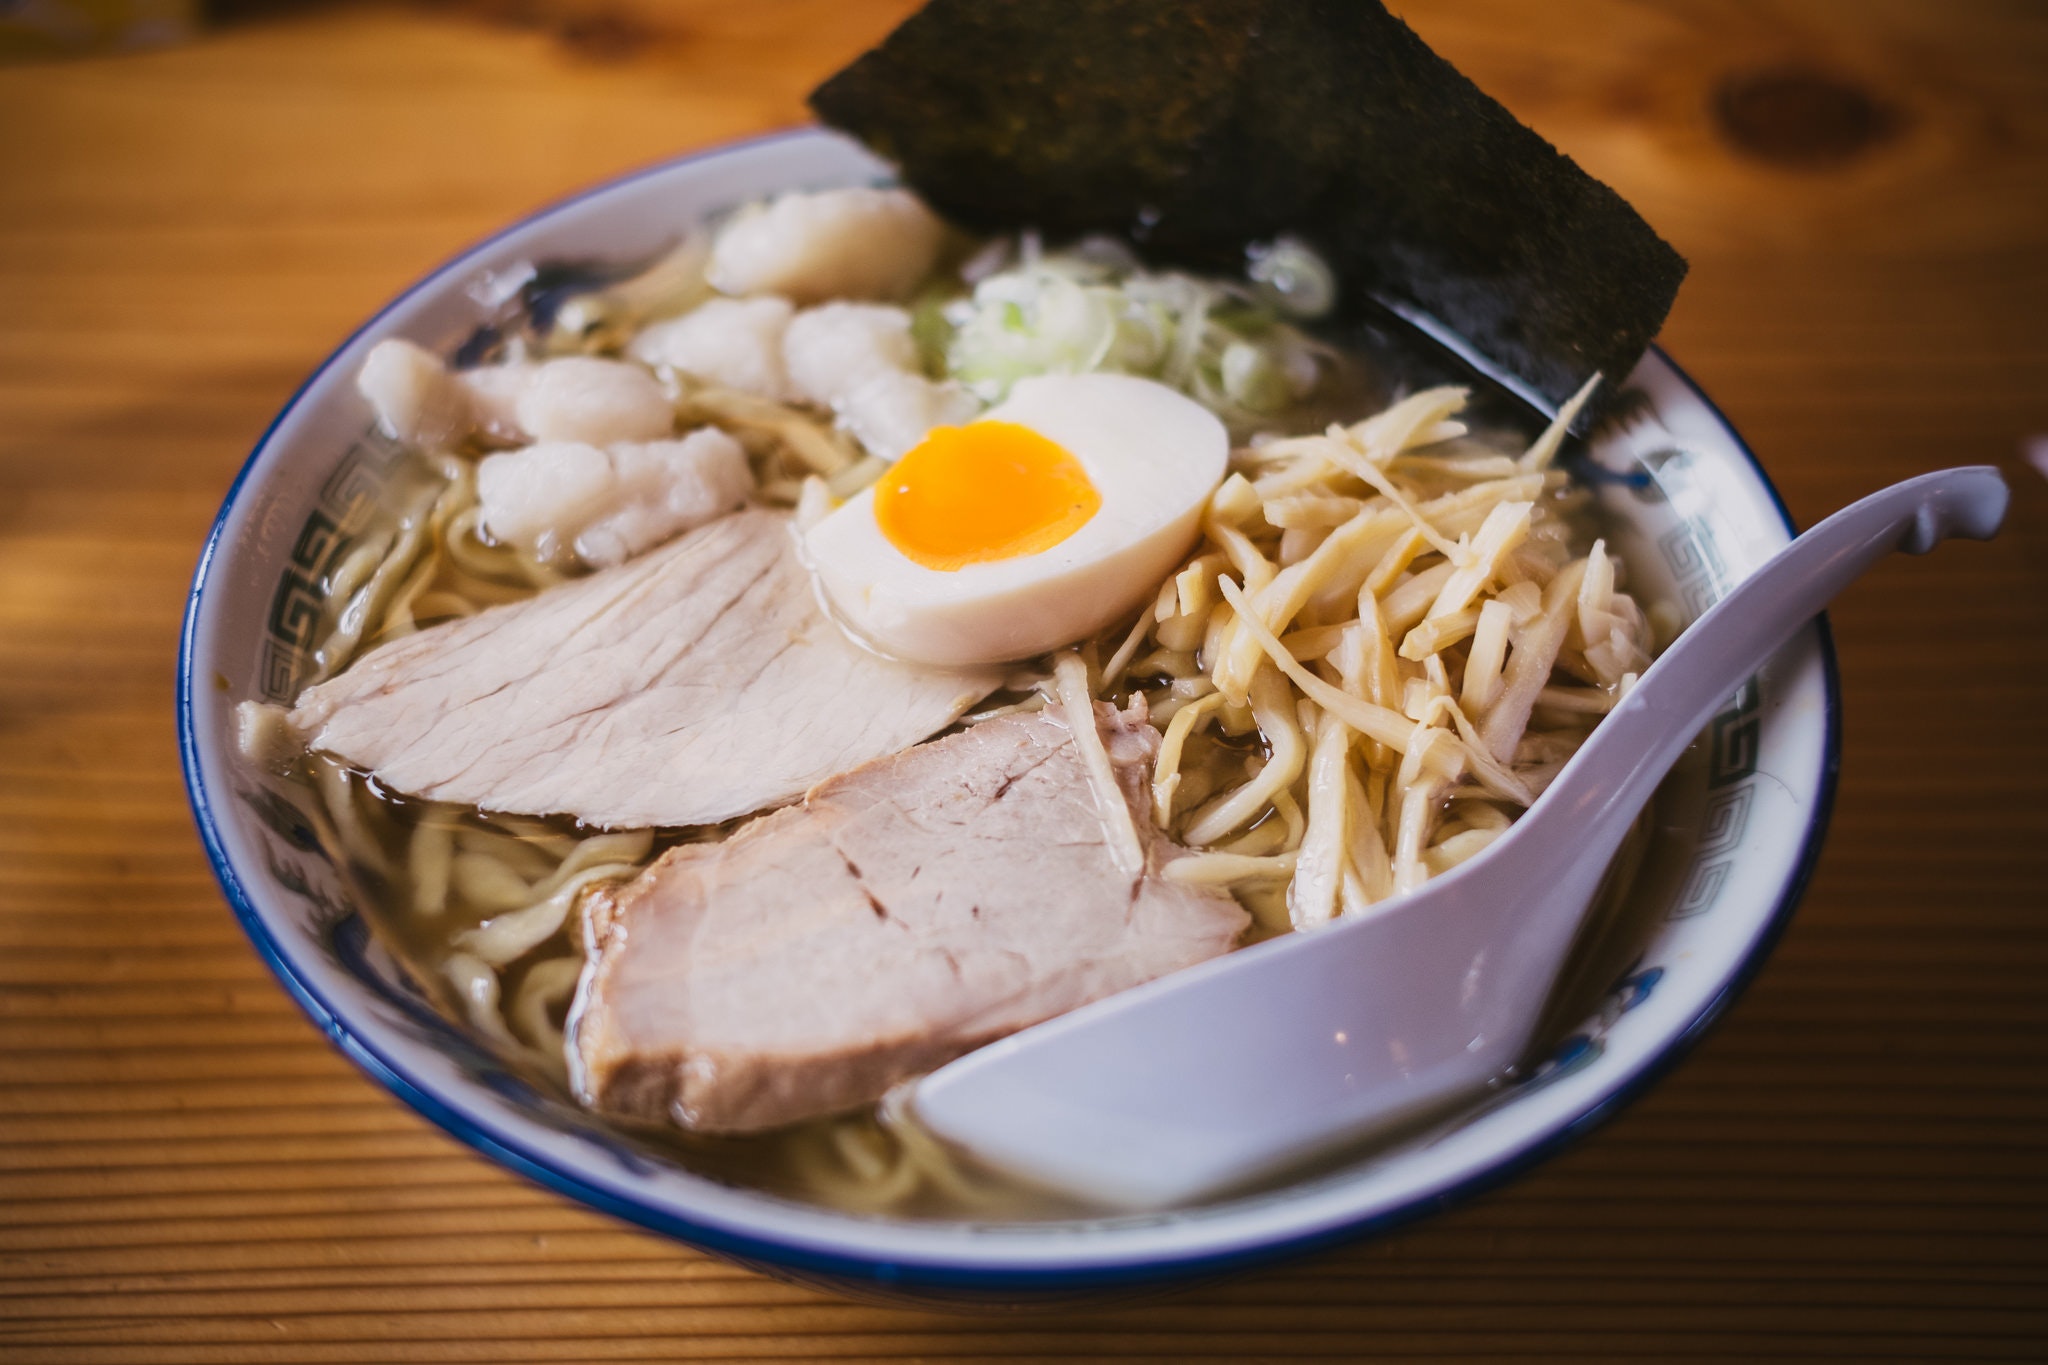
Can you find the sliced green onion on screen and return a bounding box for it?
[1247,236,1337,320]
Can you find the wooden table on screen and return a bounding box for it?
[4,1,2045,1358]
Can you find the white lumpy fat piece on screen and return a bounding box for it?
[476,442,614,562]
[513,356,675,445]
[357,338,469,449]
[358,345,672,451]
[455,362,540,444]
[477,428,753,568]
[836,369,981,461]
[783,302,919,403]
[783,302,980,459]
[628,295,795,400]
[577,433,754,568]
[707,187,945,304]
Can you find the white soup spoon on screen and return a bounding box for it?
[911,465,2009,1210]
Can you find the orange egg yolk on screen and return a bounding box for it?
[874,421,1102,571]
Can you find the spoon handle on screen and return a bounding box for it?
[1523,466,2009,856]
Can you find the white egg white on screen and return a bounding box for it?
[804,372,1229,667]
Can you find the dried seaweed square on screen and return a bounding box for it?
[811,0,1687,416]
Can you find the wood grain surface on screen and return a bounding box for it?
[4,0,2046,1359]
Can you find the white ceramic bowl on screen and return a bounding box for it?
[179,128,1839,1304]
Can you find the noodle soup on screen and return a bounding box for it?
[184,132,1836,1299]
[233,191,1669,1219]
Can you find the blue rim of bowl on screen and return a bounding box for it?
[177,130,1843,1294]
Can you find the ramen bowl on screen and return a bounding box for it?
[178,128,1838,1305]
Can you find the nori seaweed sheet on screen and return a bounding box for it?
[810,0,1687,418]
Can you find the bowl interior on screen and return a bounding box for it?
[180,127,1836,1292]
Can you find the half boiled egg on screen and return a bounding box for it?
[804,373,1229,666]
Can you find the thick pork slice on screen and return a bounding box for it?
[569,703,1250,1134]
[289,509,1000,829]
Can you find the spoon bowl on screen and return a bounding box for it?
[913,466,2008,1210]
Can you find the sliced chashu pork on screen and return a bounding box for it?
[289,508,1000,829]
[569,702,1250,1134]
